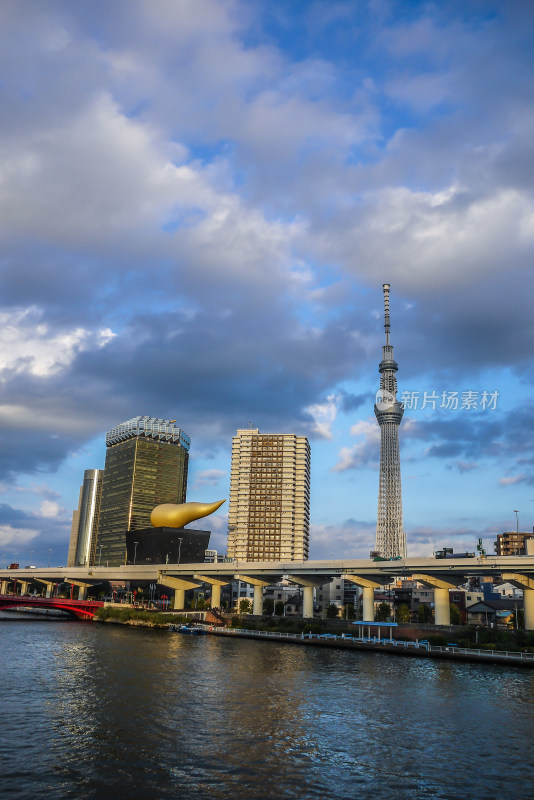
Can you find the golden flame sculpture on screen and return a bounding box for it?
[150,500,226,529]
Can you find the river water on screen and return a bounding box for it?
[1,618,533,800]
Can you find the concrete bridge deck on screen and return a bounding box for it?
[2,554,534,627]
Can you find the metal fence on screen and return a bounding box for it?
[219,627,534,662]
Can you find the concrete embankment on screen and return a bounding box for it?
[208,627,534,669]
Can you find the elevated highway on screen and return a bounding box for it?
[2,554,534,627]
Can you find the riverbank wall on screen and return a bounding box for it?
[208,626,534,669]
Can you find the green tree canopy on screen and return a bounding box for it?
[326,603,339,619]
[375,602,391,622]
[396,604,411,623]
[274,600,285,616]
[418,603,433,623]
[238,598,252,614]
[263,597,274,615]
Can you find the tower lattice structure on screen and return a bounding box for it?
[374,284,406,558]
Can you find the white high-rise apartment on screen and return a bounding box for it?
[227,428,310,562]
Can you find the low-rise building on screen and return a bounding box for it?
[467,598,521,628]
[494,531,534,556]
[315,578,348,617]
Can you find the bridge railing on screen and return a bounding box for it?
[429,645,534,661]
[220,627,534,661]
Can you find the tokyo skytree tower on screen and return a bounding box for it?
[374,283,406,559]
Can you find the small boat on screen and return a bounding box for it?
[175,624,207,635]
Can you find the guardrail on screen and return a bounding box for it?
[220,627,534,662]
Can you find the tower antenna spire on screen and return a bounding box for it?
[383,283,390,346]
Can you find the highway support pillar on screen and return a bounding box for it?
[526,589,534,632]
[19,581,30,595]
[363,587,374,623]
[34,578,55,598]
[412,574,459,627]
[501,574,534,631]
[234,575,271,616]
[287,577,325,619]
[0,579,8,594]
[157,574,201,611]
[343,575,384,622]
[193,575,230,610]
[302,586,313,619]
[66,580,93,601]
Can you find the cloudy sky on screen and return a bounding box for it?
[1,0,533,566]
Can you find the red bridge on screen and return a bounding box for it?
[0,594,104,620]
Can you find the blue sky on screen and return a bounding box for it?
[0,0,533,566]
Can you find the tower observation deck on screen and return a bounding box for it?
[374,284,406,558]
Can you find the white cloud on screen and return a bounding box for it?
[0,404,105,435]
[453,461,479,473]
[309,519,375,560]
[0,525,39,548]
[333,419,380,472]
[499,475,529,487]
[39,500,62,518]
[305,394,338,440]
[310,184,534,293]
[0,307,115,379]
[193,469,227,488]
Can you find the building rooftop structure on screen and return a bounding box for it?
[105,416,191,450]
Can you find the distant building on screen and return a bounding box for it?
[125,527,209,565]
[227,428,310,562]
[67,469,103,567]
[494,531,534,556]
[96,416,190,566]
[231,580,255,610]
[492,581,523,599]
[467,598,521,627]
[316,578,346,616]
[263,582,303,615]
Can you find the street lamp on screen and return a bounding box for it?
[48,548,52,568]
[514,509,519,533]
[98,545,103,566]
[134,541,139,565]
[177,537,183,565]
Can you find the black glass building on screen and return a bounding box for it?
[96,417,190,566]
[125,527,210,565]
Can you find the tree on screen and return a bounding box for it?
[326,603,339,619]
[418,603,433,623]
[274,600,285,616]
[238,598,252,614]
[263,597,274,615]
[344,605,356,620]
[449,603,461,625]
[396,604,411,623]
[375,602,391,622]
